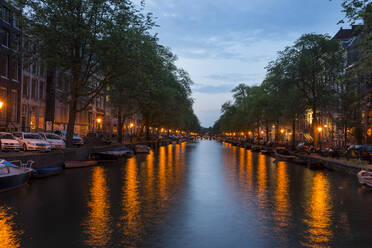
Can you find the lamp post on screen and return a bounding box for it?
[129,122,135,142]
[96,118,102,131]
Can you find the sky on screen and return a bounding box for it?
[137,0,347,127]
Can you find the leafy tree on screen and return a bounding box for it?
[22,0,148,146]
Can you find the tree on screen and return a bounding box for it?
[22,0,148,146]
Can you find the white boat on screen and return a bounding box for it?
[357,170,372,187]
[0,160,32,192]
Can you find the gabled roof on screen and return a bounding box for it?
[333,25,363,40]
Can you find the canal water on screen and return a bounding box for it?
[0,140,372,247]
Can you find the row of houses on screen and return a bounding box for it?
[224,25,371,146]
[0,0,126,137]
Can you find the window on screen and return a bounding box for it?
[3,8,11,23]
[11,56,18,81]
[22,76,29,97]
[32,63,37,75]
[39,81,45,100]
[10,89,18,122]
[12,35,20,51]
[0,28,10,47]
[40,65,45,77]
[0,53,8,77]
[39,107,44,129]
[13,15,20,29]
[31,79,37,99]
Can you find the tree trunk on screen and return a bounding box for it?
[66,96,77,147]
[146,125,150,140]
[312,107,318,148]
[275,121,279,144]
[292,118,296,150]
[344,125,347,148]
[136,122,145,142]
[117,108,123,143]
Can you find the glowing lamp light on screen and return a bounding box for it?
[96,118,102,124]
[367,128,372,137]
[318,127,323,132]
[260,131,264,134]
[248,131,252,135]
[280,129,285,134]
[129,122,134,128]
[0,101,3,109]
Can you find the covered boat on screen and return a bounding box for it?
[90,146,134,161]
[274,148,296,161]
[357,170,372,187]
[64,160,98,169]
[0,160,32,192]
[31,166,63,179]
[134,145,151,154]
[252,145,262,152]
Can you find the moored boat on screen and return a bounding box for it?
[31,166,63,179]
[64,160,98,169]
[0,160,32,192]
[90,146,134,161]
[274,148,296,161]
[134,145,151,154]
[357,170,372,187]
[252,145,262,152]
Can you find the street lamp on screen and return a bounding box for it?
[0,101,3,109]
[318,127,322,132]
[129,122,134,128]
[96,118,102,124]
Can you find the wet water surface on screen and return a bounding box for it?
[1,140,372,247]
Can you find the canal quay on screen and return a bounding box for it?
[0,140,371,248]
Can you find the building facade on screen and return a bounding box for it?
[0,0,21,132]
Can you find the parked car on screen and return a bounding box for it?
[0,132,20,152]
[348,144,372,162]
[13,132,51,152]
[39,132,66,150]
[54,130,84,147]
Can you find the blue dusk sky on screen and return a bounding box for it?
[137,0,347,127]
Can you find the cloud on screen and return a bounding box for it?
[192,84,234,94]
[134,0,345,127]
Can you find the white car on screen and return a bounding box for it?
[0,132,20,152]
[13,132,52,152]
[39,132,66,150]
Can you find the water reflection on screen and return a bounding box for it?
[1,141,371,248]
[303,172,333,247]
[0,206,23,248]
[257,154,267,207]
[274,161,291,241]
[83,167,112,247]
[122,157,142,246]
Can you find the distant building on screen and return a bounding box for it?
[0,0,22,131]
[334,25,372,144]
